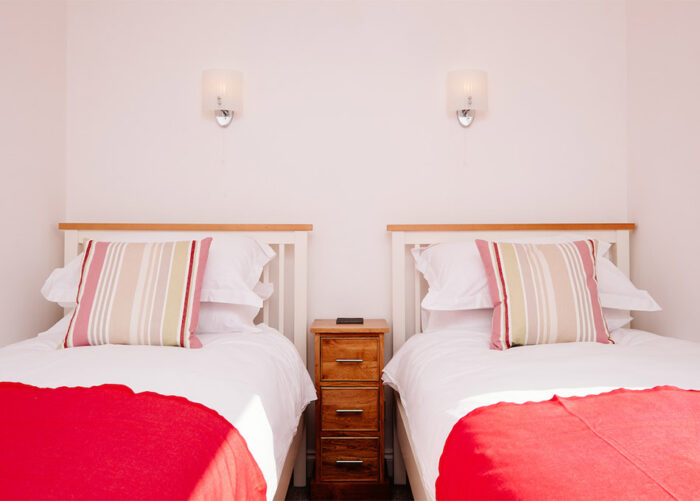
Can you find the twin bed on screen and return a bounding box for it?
[2,222,698,500]
[386,224,700,500]
[0,223,314,500]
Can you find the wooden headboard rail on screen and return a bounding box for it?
[58,222,312,365]
[387,223,635,232]
[58,223,313,231]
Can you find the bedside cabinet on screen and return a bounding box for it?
[310,319,391,500]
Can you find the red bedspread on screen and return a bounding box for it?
[0,382,266,500]
[436,386,700,500]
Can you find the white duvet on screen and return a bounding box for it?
[383,328,700,500]
[0,317,316,500]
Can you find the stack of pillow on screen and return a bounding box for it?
[413,235,660,348]
[41,236,276,337]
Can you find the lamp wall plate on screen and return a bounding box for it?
[457,109,475,127]
[216,110,232,127]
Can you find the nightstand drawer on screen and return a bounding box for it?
[320,438,380,482]
[321,387,379,432]
[320,338,379,381]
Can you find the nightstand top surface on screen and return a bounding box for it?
[311,318,389,333]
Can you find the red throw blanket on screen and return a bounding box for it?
[436,386,700,500]
[0,382,266,500]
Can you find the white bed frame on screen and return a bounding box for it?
[59,222,312,500]
[388,223,635,500]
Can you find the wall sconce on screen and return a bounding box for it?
[202,69,242,127]
[447,70,487,127]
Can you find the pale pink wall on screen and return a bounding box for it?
[627,0,700,341]
[65,0,629,340]
[0,0,66,346]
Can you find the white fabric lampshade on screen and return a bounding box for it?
[447,69,487,111]
[202,69,242,111]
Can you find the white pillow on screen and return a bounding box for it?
[422,308,493,333]
[253,281,274,301]
[597,256,661,311]
[37,311,74,337]
[196,303,261,333]
[421,307,632,333]
[414,242,492,310]
[413,236,657,312]
[602,308,633,331]
[199,237,276,306]
[41,236,275,308]
[197,281,273,333]
[41,255,85,308]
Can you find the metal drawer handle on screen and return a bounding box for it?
[335,358,363,363]
[336,460,364,465]
[336,409,364,414]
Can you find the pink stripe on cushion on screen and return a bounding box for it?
[66,241,109,348]
[493,243,510,349]
[576,240,609,343]
[179,241,196,348]
[64,240,92,348]
[186,237,211,349]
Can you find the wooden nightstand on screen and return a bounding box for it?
[310,319,391,500]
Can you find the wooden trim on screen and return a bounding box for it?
[58,222,313,231]
[311,319,390,334]
[386,223,635,232]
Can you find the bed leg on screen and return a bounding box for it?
[293,426,307,487]
[394,410,407,484]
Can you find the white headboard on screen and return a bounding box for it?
[58,222,312,364]
[388,223,635,356]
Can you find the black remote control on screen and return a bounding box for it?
[336,317,364,324]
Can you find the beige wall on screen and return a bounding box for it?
[0,0,66,346]
[64,0,629,342]
[627,0,700,341]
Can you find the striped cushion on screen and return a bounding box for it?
[475,239,609,350]
[64,238,212,349]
